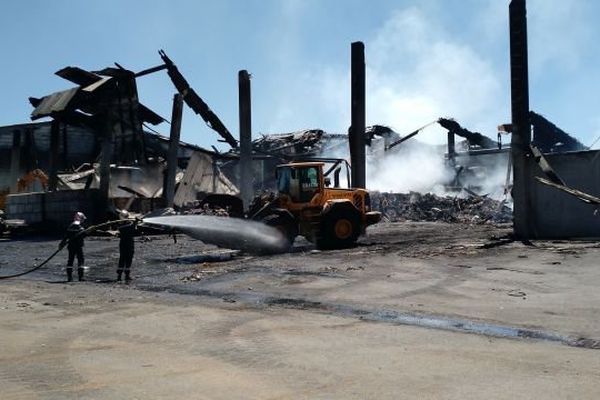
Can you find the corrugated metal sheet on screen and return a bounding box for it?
[174,151,238,206]
[30,88,79,120]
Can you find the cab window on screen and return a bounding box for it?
[277,167,291,194]
[298,167,320,202]
[277,166,320,202]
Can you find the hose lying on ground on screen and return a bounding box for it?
[0,219,135,280]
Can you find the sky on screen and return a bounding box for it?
[1,0,599,151]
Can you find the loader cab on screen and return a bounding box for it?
[276,163,324,203]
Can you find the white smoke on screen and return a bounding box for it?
[366,7,503,143]
[364,128,510,200]
[366,137,451,194]
[265,5,505,143]
[276,5,511,197]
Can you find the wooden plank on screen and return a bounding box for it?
[535,176,600,205]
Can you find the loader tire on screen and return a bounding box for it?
[317,208,360,250]
[262,213,298,251]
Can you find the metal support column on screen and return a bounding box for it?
[509,0,534,238]
[98,111,113,210]
[164,94,183,208]
[447,131,456,166]
[9,130,21,192]
[48,120,60,191]
[238,70,253,209]
[350,41,366,189]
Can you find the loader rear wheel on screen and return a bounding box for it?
[317,208,360,250]
[262,213,298,251]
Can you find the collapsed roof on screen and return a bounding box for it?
[529,111,587,153]
[250,129,348,159]
[28,50,239,168]
[29,67,163,125]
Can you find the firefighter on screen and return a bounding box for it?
[59,212,86,282]
[117,211,137,282]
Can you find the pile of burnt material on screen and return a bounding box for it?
[179,201,230,217]
[371,192,512,224]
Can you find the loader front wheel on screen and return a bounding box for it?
[318,208,360,250]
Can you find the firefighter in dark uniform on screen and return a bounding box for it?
[117,211,137,282]
[60,212,87,282]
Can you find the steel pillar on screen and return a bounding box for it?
[9,130,21,192]
[98,111,113,209]
[48,120,60,191]
[238,70,253,209]
[509,0,534,238]
[350,41,366,189]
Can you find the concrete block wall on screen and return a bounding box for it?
[6,189,100,230]
[5,192,45,224]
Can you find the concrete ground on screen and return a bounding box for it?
[1,221,599,399]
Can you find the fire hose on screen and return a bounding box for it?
[0,219,136,280]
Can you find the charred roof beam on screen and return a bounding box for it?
[159,50,238,148]
[438,118,498,149]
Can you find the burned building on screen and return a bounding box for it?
[1,53,238,230]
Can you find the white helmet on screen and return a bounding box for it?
[74,212,86,222]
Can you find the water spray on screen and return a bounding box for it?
[143,215,289,254]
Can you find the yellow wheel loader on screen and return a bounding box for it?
[249,162,381,250]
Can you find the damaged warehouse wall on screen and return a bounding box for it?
[528,150,600,238]
[0,122,96,191]
[0,121,237,228]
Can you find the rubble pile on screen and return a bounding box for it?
[180,202,230,217]
[372,192,512,224]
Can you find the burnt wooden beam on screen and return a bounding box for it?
[135,64,168,78]
[535,177,600,205]
[159,50,238,148]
